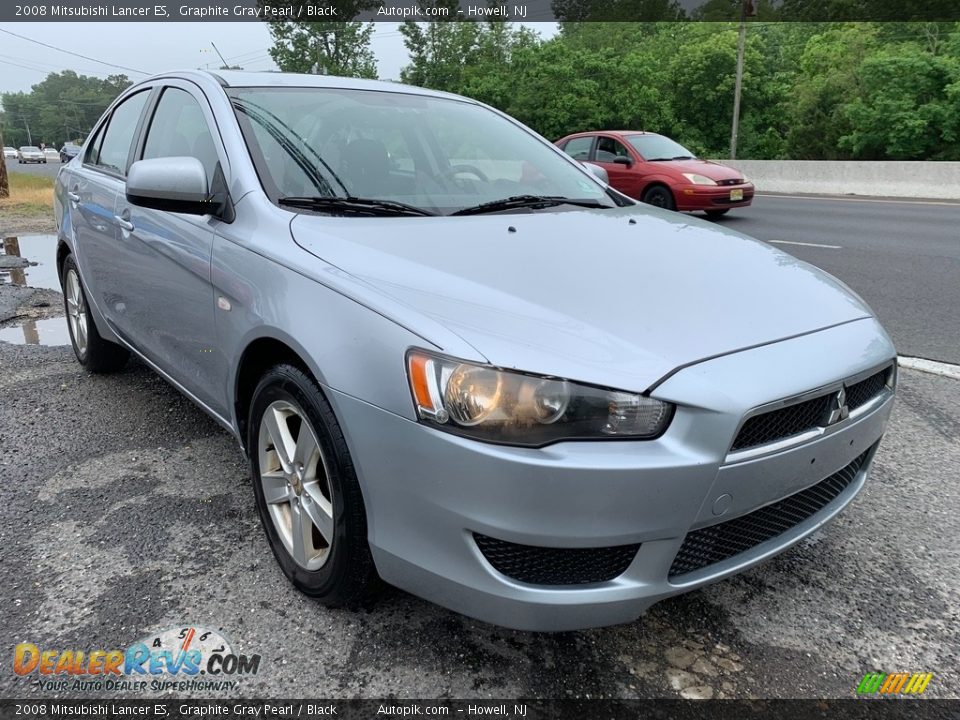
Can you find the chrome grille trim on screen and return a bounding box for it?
[726,363,894,463]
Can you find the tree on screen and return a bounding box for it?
[0,71,131,149]
[840,48,958,159]
[262,2,376,78]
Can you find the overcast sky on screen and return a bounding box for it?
[0,21,558,95]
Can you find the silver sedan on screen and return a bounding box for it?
[54,71,896,631]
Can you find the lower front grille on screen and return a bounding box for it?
[474,534,640,586]
[668,448,871,579]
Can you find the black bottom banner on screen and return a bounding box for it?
[1,700,958,720]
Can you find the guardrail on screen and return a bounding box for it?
[714,160,960,200]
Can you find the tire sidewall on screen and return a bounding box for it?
[248,367,354,597]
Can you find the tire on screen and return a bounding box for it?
[705,209,729,218]
[61,254,129,373]
[642,185,676,210]
[249,364,380,607]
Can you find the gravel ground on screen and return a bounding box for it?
[0,337,957,700]
[0,234,957,701]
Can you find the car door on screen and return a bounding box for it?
[111,81,229,416]
[592,135,643,198]
[68,89,152,320]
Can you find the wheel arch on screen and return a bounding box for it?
[233,334,325,452]
[56,239,72,282]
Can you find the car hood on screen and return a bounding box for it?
[291,206,870,392]
[649,158,745,181]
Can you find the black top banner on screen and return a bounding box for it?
[1,700,959,720]
[3,0,960,23]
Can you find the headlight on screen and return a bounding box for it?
[406,350,673,446]
[681,173,718,185]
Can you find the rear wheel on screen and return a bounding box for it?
[61,254,129,373]
[642,185,675,210]
[705,209,729,218]
[249,364,380,606]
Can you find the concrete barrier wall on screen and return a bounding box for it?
[713,160,960,200]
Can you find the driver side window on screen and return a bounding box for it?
[595,137,631,163]
[142,87,220,182]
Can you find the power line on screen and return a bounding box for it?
[0,51,114,77]
[0,28,148,76]
[0,57,48,74]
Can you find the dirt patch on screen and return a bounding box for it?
[0,286,63,325]
[0,212,57,236]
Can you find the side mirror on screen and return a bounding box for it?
[612,156,633,167]
[126,157,212,215]
[581,162,609,184]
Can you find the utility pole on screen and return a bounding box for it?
[19,114,32,146]
[211,41,230,69]
[729,0,754,160]
[0,125,9,199]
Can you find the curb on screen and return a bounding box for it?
[898,356,960,381]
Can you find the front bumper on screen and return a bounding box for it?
[330,318,895,631]
[676,183,755,211]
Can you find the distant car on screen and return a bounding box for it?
[60,143,81,163]
[3,146,17,160]
[556,131,754,217]
[44,148,60,162]
[18,146,45,164]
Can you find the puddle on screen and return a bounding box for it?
[0,235,69,345]
[0,235,61,290]
[0,316,71,346]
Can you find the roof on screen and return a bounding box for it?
[140,69,469,102]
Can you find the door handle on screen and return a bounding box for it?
[67,191,80,203]
[114,215,135,232]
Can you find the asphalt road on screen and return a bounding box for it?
[716,195,960,365]
[6,159,62,179]
[0,195,958,701]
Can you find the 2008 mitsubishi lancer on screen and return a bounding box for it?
[54,70,896,630]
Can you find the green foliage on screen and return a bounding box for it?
[399,21,960,160]
[262,1,376,78]
[0,71,131,149]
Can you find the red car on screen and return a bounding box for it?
[556,131,754,216]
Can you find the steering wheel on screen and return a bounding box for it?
[450,164,489,183]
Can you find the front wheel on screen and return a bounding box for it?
[61,254,129,373]
[642,185,676,210]
[249,364,380,606]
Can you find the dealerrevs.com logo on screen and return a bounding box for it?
[14,626,261,693]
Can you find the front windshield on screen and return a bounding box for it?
[228,87,614,215]
[626,134,697,161]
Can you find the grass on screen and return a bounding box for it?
[0,171,55,218]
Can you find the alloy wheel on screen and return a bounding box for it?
[257,400,335,571]
[65,268,88,356]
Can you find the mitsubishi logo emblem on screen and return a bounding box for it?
[827,387,850,425]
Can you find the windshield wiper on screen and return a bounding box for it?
[450,195,609,216]
[671,155,696,160]
[278,196,437,217]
